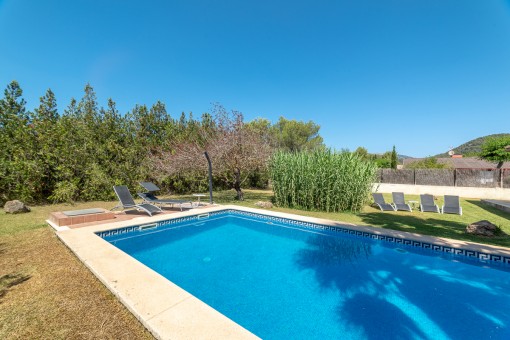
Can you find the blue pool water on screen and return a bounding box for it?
[103,212,510,339]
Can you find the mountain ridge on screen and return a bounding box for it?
[434,133,510,158]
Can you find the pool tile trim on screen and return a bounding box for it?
[97,207,510,266]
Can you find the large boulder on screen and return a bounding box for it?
[466,220,497,237]
[4,200,31,214]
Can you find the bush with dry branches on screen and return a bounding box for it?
[150,104,272,200]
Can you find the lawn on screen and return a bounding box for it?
[0,205,153,339]
[1,189,509,339]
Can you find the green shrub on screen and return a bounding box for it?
[49,180,79,203]
[270,149,377,212]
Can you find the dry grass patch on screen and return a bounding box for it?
[0,227,153,339]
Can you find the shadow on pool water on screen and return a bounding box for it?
[295,233,510,339]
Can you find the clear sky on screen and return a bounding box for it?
[1,0,509,157]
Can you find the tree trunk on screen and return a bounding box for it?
[233,168,244,201]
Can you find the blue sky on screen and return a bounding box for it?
[1,0,509,157]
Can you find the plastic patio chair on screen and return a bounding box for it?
[391,192,412,212]
[442,195,462,215]
[138,182,192,211]
[419,194,440,213]
[372,193,396,211]
[112,185,162,216]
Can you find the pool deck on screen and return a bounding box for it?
[53,205,510,340]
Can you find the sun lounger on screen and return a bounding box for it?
[442,195,462,215]
[112,185,162,216]
[419,194,440,213]
[138,182,192,211]
[391,192,412,211]
[372,193,396,211]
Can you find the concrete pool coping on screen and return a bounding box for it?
[55,205,510,339]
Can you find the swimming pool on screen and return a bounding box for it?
[100,209,510,339]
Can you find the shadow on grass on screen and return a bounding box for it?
[0,273,31,299]
[358,212,510,247]
[467,200,510,220]
[359,212,466,234]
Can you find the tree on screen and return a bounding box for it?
[0,80,328,203]
[246,118,274,145]
[480,135,510,187]
[30,89,60,200]
[272,117,323,152]
[151,104,272,200]
[480,136,510,168]
[390,145,398,169]
[404,157,449,169]
[354,147,369,160]
[0,81,35,202]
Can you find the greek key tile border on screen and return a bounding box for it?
[96,208,510,266]
[95,210,233,239]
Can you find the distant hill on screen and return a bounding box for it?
[434,133,510,158]
[397,155,414,163]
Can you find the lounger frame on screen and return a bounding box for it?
[112,185,162,216]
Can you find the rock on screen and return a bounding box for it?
[4,200,31,214]
[255,201,273,209]
[466,220,497,237]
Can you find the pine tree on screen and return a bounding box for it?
[49,98,81,202]
[0,81,35,202]
[31,89,59,200]
[390,145,398,169]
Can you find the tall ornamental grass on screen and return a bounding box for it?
[270,149,377,213]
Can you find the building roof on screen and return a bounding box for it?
[403,157,510,169]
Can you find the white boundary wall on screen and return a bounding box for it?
[373,183,510,200]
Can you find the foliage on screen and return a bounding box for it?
[150,104,273,200]
[354,147,369,160]
[0,81,197,203]
[353,147,400,169]
[0,81,326,204]
[374,157,391,168]
[390,145,398,169]
[479,135,510,168]
[404,157,449,169]
[271,117,324,152]
[270,149,377,213]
